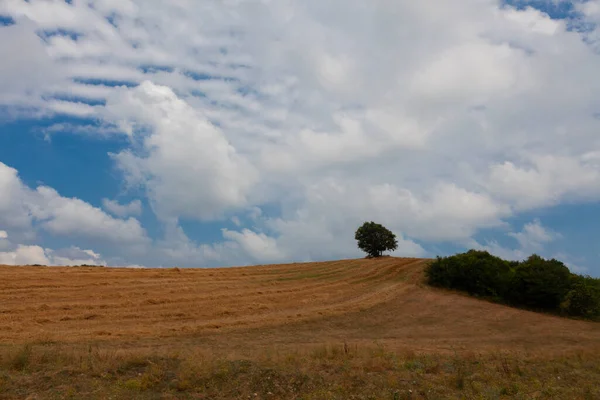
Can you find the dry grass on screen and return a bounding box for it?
[1,257,599,398]
[0,343,599,399]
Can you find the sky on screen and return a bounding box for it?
[0,0,599,274]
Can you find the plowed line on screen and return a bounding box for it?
[0,259,424,343]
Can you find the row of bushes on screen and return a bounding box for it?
[425,250,600,319]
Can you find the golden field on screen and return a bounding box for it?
[0,257,599,399]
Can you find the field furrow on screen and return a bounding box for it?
[0,257,598,358]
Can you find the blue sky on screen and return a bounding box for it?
[0,0,599,275]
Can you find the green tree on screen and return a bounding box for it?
[355,222,398,258]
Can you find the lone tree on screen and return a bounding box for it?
[355,221,398,258]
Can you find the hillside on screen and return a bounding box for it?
[1,257,598,354]
[2,258,600,399]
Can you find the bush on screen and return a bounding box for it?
[560,276,600,318]
[426,250,511,299]
[355,222,398,258]
[426,250,600,320]
[505,255,572,311]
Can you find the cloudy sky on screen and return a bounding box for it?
[0,0,599,273]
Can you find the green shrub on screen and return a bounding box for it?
[426,250,511,298]
[560,276,600,318]
[505,255,572,311]
[426,250,600,320]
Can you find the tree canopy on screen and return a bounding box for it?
[355,222,398,258]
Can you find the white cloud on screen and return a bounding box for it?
[222,228,286,263]
[102,198,142,217]
[105,81,258,221]
[0,162,148,246]
[472,218,585,273]
[578,0,600,21]
[0,163,37,233]
[231,216,242,227]
[0,1,600,268]
[472,219,553,260]
[0,19,66,111]
[46,246,107,266]
[0,245,50,266]
[0,244,107,266]
[0,231,7,239]
[508,219,558,251]
[31,186,148,245]
[152,221,236,267]
[45,100,96,117]
[268,179,507,244]
[502,6,562,35]
[487,154,600,210]
[411,42,524,104]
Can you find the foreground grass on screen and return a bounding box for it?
[0,343,599,399]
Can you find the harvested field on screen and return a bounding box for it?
[0,257,598,354]
[1,258,600,399]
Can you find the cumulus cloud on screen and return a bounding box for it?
[470,219,584,272]
[105,81,258,221]
[1,1,600,268]
[0,163,34,232]
[509,219,559,251]
[487,154,600,210]
[32,187,148,244]
[0,244,107,266]
[102,198,142,217]
[0,245,49,266]
[254,179,505,258]
[152,221,236,267]
[46,246,107,266]
[578,0,600,24]
[0,162,149,245]
[0,19,66,113]
[222,228,286,263]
